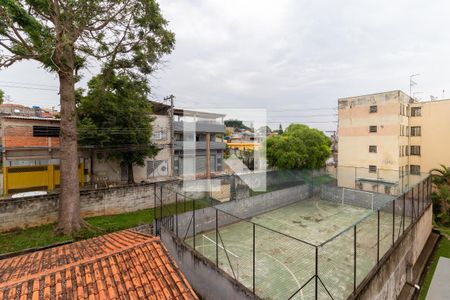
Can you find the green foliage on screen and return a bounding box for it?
[0,0,175,73]
[266,124,331,169]
[430,165,450,227]
[77,71,158,182]
[431,164,450,186]
[224,119,251,131]
[419,237,450,300]
[0,200,204,254]
[0,89,4,104]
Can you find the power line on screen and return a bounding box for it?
[0,80,58,88]
[0,84,58,92]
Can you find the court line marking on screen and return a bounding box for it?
[194,240,305,299]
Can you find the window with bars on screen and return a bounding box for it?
[410,165,421,175]
[369,105,378,113]
[411,107,422,117]
[410,145,421,156]
[33,126,60,137]
[411,126,421,136]
[369,145,377,153]
[369,165,377,173]
[369,125,377,133]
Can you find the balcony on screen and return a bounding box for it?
[174,141,226,150]
[174,121,225,133]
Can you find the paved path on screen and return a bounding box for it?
[426,257,450,300]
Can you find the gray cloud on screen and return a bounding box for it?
[1,0,450,131]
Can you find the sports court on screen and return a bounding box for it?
[186,195,407,300]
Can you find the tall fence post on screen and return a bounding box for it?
[402,193,406,233]
[253,223,256,295]
[193,199,196,249]
[416,186,420,218]
[422,181,425,212]
[154,184,158,235]
[392,200,395,246]
[377,210,380,264]
[353,225,357,294]
[175,193,178,237]
[315,246,318,300]
[216,209,219,266]
[160,185,163,218]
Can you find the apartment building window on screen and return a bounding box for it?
[411,107,422,117]
[369,165,377,173]
[369,126,377,133]
[411,126,421,136]
[410,145,421,156]
[369,145,377,153]
[405,146,409,156]
[33,126,60,137]
[400,125,404,136]
[410,165,421,175]
[406,126,409,136]
[369,105,377,113]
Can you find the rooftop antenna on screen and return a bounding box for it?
[413,91,423,100]
[409,73,420,97]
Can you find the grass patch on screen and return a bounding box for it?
[0,199,206,255]
[419,235,450,300]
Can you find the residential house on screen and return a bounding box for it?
[1,116,86,194]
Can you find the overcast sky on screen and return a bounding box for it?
[1,0,450,132]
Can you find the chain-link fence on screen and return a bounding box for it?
[154,171,432,300]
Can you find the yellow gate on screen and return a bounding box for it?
[3,163,84,195]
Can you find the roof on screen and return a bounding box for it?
[1,115,60,121]
[0,230,198,300]
[174,108,225,118]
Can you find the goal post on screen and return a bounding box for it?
[341,188,375,210]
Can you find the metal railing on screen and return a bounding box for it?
[154,174,432,300]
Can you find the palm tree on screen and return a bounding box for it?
[430,164,450,186]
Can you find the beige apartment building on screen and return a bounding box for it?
[338,90,450,195]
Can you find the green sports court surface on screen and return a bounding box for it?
[186,197,408,300]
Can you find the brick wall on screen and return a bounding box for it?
[0,180,205,232]
[2,118,60,148]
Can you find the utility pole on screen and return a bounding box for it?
[164,95,175,177]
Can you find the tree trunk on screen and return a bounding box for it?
[127,162,134,184]
[55,50,83,234]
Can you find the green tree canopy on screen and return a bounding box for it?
[0,0,174,234]
[225,119,251,132]
[78,72,158,183]
[266,124,331,169]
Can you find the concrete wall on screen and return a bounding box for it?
[355,204,432,300]
[174,184,311,239]
[409,99,450,173]
[161,227,258,300]
[320,185,395,210]
[0,180,205,232]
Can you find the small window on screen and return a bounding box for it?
[405,146,409,156]
[369,145,377,153]
[410,145,421,156]
[369,165,377,173]
[369,105,377,113]
[384,186,391,195]
[369,126,377,133]
[411,107,422,117]
[411,126,421,136]
[410,165,421,175]
[33,126,60,137]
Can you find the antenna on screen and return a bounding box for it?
[413,91,423,100]
[409,73,420,97]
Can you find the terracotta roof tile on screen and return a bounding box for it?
[0,230,198,300]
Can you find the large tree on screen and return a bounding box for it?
[78,71,158,184]
[266,124,331,169]
[0,88,4,104]
[0,0,174,234]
